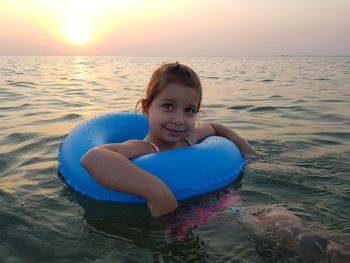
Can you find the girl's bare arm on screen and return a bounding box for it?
[191,123,259,160]
[80,142,178,217]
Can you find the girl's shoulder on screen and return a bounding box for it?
[188,123,216,144]
[102,139,155,159]
[123,139,158,155]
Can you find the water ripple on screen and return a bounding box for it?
[0,132,40,145]
[0,103,32,111]
[6,80,38,87]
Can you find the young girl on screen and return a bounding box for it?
[80,62,259,217]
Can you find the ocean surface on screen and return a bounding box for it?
[0,56,349,262]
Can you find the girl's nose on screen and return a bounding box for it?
[172,112,185,125]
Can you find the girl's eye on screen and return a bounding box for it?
[161,103,174,111]
[185,107,197,115]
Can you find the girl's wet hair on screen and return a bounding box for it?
[138,62,202,114]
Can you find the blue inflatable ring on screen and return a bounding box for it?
[58,113,245,203]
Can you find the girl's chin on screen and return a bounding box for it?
[162,130,185,140]
[164,130,185,138]
[161,134,186,144]
[164,136,184,144]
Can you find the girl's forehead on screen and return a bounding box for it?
[156,83,200,103]
[158,83,200,98]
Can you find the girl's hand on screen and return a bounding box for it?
[243,151,266,163]
[192,123,263,162]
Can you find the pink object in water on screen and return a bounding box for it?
[166,190,241,241]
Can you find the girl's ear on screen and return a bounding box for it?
[141,100,149,118]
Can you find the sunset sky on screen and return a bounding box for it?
[1,0,349,56]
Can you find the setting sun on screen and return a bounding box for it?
[63,19,92,46]
[57,0,98,47]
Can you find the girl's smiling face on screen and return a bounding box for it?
[144,83,200,150]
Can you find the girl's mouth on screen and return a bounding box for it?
[164,127,185,137]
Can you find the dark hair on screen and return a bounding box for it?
[138,62,202,114]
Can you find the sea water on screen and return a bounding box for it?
[0,56,349,262]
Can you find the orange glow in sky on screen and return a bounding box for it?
[64,21,92,46]
[0,0,349,56]
[59,1,95,46]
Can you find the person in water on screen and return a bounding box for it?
[80,62,259,217]
[239,205,350,262]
